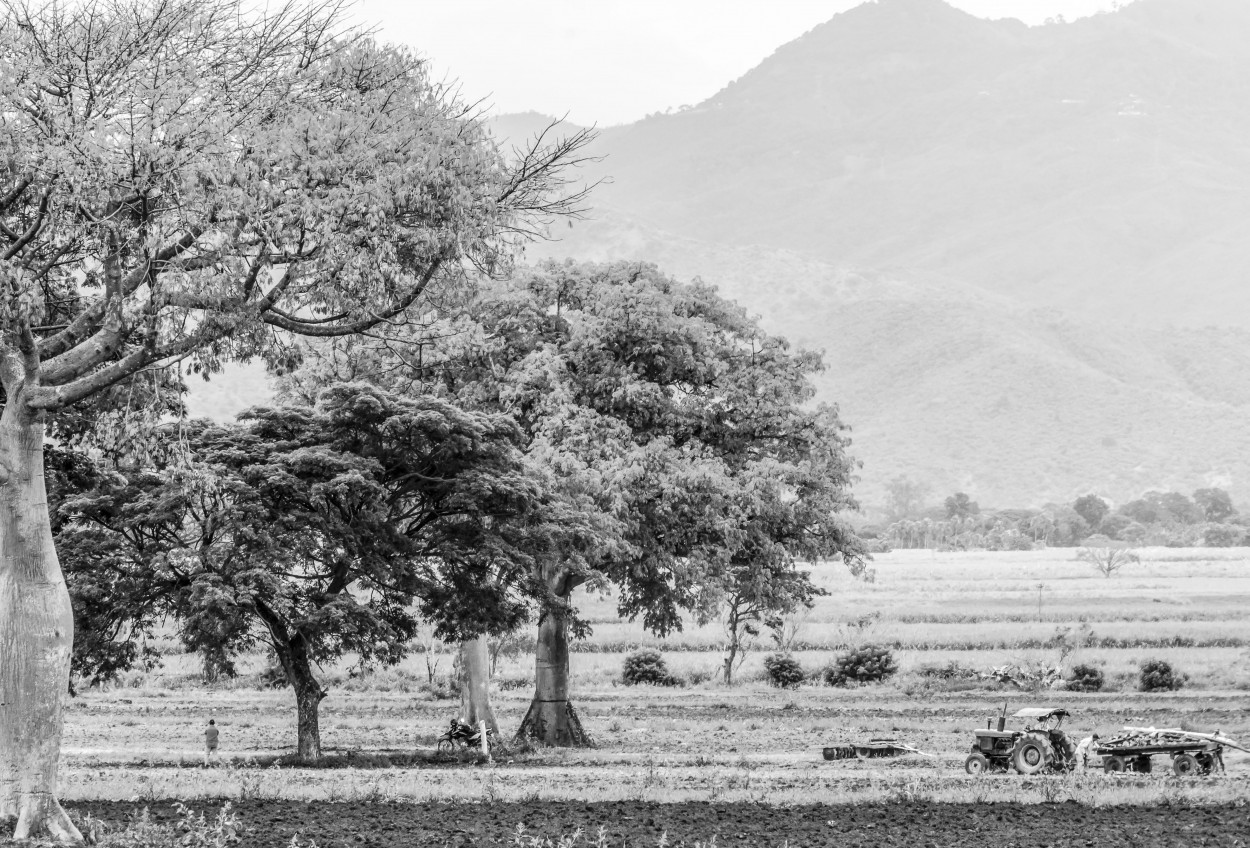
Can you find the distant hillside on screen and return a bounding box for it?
[566,0,1250,328]
[187,0,1250,512]
[526,211,1250,507]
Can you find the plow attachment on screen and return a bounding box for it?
[823,739,933,760]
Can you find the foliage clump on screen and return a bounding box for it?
[763,653,805,689]
[823,643,898,686]
[1138,658,1187,692]
[622,650,678,687]
[1066,663,1105,692]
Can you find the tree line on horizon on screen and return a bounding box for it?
[871,478,1245,551]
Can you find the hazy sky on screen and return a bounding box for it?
[353,0,1123,126]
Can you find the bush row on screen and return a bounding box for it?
[622,650,1194,693]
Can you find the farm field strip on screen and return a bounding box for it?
[50,548,1250,847]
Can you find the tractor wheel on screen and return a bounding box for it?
[1103,755,1127,773]
[1134,756,1152,774]
[1172,753,1200,777]
[1011,733,1054,776]
[965,752,989,775]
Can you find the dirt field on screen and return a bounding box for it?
[27,550,1250,845]
[61,798,1250,847]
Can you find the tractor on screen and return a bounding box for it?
[964,707,1078,775]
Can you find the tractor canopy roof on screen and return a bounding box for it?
[1013,708,1069,720]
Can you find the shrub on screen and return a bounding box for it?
[763,653,805,688]
[1138,658,1187,692]
[622,649,678,686]
[1066,663,1105,692]
[823,643,898,686]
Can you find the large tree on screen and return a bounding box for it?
[284,260,864,745]
[0,0,587,838]
[58,384,553,759]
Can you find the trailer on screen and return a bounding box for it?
[1093,726,1249,776]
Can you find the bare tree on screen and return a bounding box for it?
[1076,546,1140,578]
[0,0,590,840]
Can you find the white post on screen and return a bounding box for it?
[479,719,491,761]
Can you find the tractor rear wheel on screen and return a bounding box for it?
[1172,753,1200,777]
[965,752,989,775]
[1103,755,1127,773]
[1012,734,1054,776]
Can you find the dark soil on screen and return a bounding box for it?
[63,799,1250,847]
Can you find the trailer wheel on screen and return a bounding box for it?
[1103,755,1127,773]
[965,752,989,775]
[1172,753,1200,777]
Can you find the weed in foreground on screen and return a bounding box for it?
[70,802,321,848]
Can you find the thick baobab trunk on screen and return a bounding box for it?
[515,571,591,748]
[0,408,83,843]
[458,636,498,735]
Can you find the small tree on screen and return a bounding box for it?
[763,653,805,689]
[1193,488,1236,523]
[1139,659,1186,692]
[1066,663,1105,692]
[1072,494,1109,531]
[622,650,677,687]
[823,644,898,686]
[1076,545,1140,577]
[944,492,979,519]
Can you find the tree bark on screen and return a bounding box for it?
[261,617,326,762]
[458,636,498,735]
[515,570,591,748]
[0,404,83,843]
[294,678,324,761]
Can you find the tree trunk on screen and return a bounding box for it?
[294,678,324,761]
[723,633,739,686]
[267,626,326,762]
[0,407,83,843]
[515,571,591,748]
[458,636,498,735]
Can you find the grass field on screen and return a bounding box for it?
[52,548,1250,826]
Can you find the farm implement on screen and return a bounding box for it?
[822,739,933,760]
[965,707,1077,775]
[1094,727,1250,776]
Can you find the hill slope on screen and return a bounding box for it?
[577,0,1250,328]
[527,211,1250,507]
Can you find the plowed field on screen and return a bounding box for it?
[65,799,1250,847]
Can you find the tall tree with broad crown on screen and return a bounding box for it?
[57,383,560,759]
[0,0,590,838]
[283,260,865,745]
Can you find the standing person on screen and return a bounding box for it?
[204,719,220,766]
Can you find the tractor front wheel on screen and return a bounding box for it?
[965,752,989,775]
[1011,735,1054,775]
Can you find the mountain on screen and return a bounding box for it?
[570,0,1250,328]
[506,0,1250,508]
